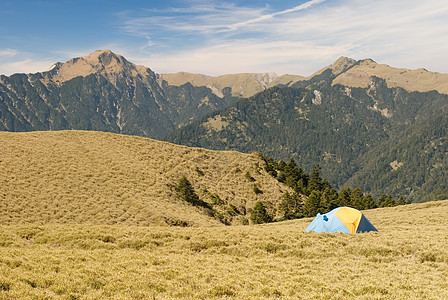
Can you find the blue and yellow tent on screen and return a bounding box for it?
[305,207,378,234]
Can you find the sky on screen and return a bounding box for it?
[0,0,447,76]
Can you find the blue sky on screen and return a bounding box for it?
[1,0,447,76]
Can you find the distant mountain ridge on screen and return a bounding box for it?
[161,72,304,98]
[0,50,240,138]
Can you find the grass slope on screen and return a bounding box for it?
[0,131,289,226]
[0,201,447,298]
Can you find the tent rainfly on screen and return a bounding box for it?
[305,207,378,234]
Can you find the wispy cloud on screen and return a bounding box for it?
[120,2,267,36]
[0,49,18,57]
[223,0,326,32]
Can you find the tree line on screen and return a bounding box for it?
[261,155,409,222]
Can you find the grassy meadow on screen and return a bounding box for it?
[1,201,448,299]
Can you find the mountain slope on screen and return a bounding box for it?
[167,67,448,202]
[0,131,290,226]
[0,50,239,139]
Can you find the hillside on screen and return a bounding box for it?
[0,131,290,226]
[167,71,448,202]
[0,200,447,298]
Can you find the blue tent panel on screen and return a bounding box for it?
[305,209,351,233]
[356,214,378,233]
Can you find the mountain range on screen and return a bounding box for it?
[1,50,447,202]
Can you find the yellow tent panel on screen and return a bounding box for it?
[334,207,362,234]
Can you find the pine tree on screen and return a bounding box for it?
[377,194,387,208]
[363,194,376,209]
[308,165,323,192]
[383,194,397,207]
[303,190,322,217]
[350,187,364,210]
[338,188,351,207]
[397,196,406,205]
[278,192,302,220]
[320,187,339,211]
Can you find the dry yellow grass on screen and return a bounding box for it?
[0,200,447,299]
[0,130,289,226]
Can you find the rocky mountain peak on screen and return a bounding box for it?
[329,56,357,75]
[47,49,151,84]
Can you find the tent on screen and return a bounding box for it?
[305,207,378,234]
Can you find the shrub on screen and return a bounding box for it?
[175,176,209,208]
[278,192,302,220]
[253,184,263,195]
[245,171,256,182]
[208,286,235,297]
[0,281,11,291]
[250,201,272,224]
[195,166,204,176]
[209,193,225,206]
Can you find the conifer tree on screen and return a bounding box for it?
[383,194,397,207]
[377,194,387,208]
[320,187,339,211]
[338,188,351,207]
[303,190,322,217]
[397,196,406,205]
[350,187,364,210]
[308,165,323,193]
[363,194,376,209]
[278,192,302,220]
